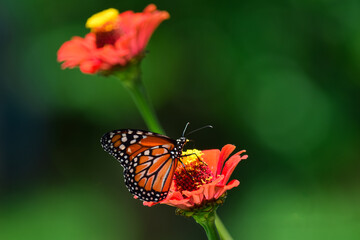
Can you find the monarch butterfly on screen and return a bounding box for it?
[100,123,211,202]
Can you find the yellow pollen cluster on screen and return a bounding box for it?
[201,177,213,184]
[181,149,204,168]
[86,8,119,31]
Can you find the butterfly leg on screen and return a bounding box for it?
[178,158,194,179]
[178,152,207,181]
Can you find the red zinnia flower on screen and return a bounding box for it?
[57,4,169,74]
[143,144,248,210]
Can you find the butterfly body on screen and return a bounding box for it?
[101,129,187,202]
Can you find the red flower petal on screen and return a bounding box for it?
[221,151,247,185]
[144,4,157,13]
[216,144,236,176]
[184,187,204,204]
[214,179,240,199]
[79,59,102,73]
[201,175,224,200]
[57,36,94,68]
[202,149,220,176]
[166,199,193,210]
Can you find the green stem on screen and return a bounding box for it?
[193,210,220,240]
[215,213,233,240]
[112,63,165,135]
[125,80,164,134]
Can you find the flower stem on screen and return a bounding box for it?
[125,80,164,134]
[112,62,165,135]
[193,210,220,240]
[215,213,233,240]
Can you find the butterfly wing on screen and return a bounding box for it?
[124,139,179,201]
[101,129,170,168]
[101,129,179,201]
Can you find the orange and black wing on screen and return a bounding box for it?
[124,138,179,202]
[101,129,173,168]
[101,129,179,201]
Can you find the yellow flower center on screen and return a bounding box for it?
[181,149,204,167]
[174,149,214,193]
[86,8,119,31]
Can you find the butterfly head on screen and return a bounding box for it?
[177,136,187,146]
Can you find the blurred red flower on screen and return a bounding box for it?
[143,144,248,210]
[57,4,169,74]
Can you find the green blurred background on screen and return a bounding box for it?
[1,0,360,239]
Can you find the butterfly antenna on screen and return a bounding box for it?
[182,122,190,137]
[185,125,213,137]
